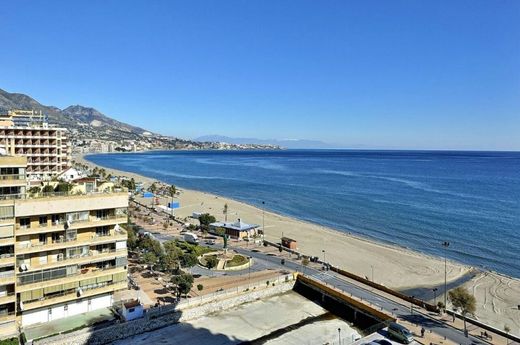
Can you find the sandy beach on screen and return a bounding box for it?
[76,153,520,335]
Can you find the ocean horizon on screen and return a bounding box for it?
[87,149,520,279]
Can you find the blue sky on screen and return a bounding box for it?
[1,1,519,150]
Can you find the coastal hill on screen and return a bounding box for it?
[0,88,280,151]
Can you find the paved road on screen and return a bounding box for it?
[140,223,486,345]
[232,246,485,345]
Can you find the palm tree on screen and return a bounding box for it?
[168,185,176,218]
[223,203,228,222]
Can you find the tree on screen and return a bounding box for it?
[56,182,73,193]
[197,284,204,292]
[127,228,138,250]
[42,184,54,194]
[160,241,183,272]
[168,184,177,197]
[223,203,228,222]
[448,287,476,332]
[171,272,194,297]
[198,213,216,228]
[205,256,219,270]
[180,252,198,268]
[142,252,158,268]
[149,183,157,194]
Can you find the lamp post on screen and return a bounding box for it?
[442,241,450,308]
[322,250,326,263]
[248,256,252,289]
[262,201,265,240]
[433,288,438,306]
[338,328,341,345]
[371,265,374,282]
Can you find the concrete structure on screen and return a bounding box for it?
[0,155,128,335]
[121,299,144,321]
[0,110,71,179]
[209,219,259,239]
[281,237,297,250]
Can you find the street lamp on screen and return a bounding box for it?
[262,201,265,240]
[248,256,252,289]
[371,265,374,282]
[338,328,341,345]
[442,241,450,308]
[322,250,326,263]
[433,288,438,306]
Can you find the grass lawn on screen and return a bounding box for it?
[226,254,249,267]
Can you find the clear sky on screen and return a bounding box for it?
[1,1,519,150]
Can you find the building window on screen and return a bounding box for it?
[20,218,30,229]
[39,216,48,227]
[96,226,109,237]
[39,233,47,245]
[65,229,77,242]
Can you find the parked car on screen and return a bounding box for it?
[387,322,414,344]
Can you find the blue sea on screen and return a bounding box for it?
[87,150,520,278]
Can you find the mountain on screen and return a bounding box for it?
[195,135,340,149]
[0,88,280,151]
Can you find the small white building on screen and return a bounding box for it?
[121,299,144,321]
[57,167,84,182]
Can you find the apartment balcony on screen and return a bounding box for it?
[0,311,15,323]
[21,280,127,311]
[20,248,127,273]
[0,293,15,306]
[0,238,14,247]
[0,175,26,188]
[17,265,127,292]
[0,271,15,285]
[0,254,14,267]
[15,215,127,236]
[16,230,127,255]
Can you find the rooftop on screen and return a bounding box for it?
[210,219,259,231]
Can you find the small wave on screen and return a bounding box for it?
[139,167,240,181]
[194,158,286,171]
[318,169,495,201]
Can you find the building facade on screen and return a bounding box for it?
[0,155,128,335]
[0,110,71,179]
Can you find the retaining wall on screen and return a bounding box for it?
[33,276,295,345]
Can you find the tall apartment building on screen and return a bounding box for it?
[0,110,71,180]
[0,155,128,336]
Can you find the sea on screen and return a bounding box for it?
[87,150,520,278]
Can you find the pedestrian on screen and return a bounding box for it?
[421,327,425,338]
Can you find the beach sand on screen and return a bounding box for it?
[76,153,520,335]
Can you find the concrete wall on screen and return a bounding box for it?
[33,278,296,345]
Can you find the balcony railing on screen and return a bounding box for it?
[0,254,14,260]
[16,231,126,252]
[0,175,25,181]
[16,214,126,231]
[0,271,15,279]
[22,280,126,310]
[17,263,123,286]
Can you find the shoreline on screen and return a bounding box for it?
[76,152,520,334]
[80,152,471,273]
